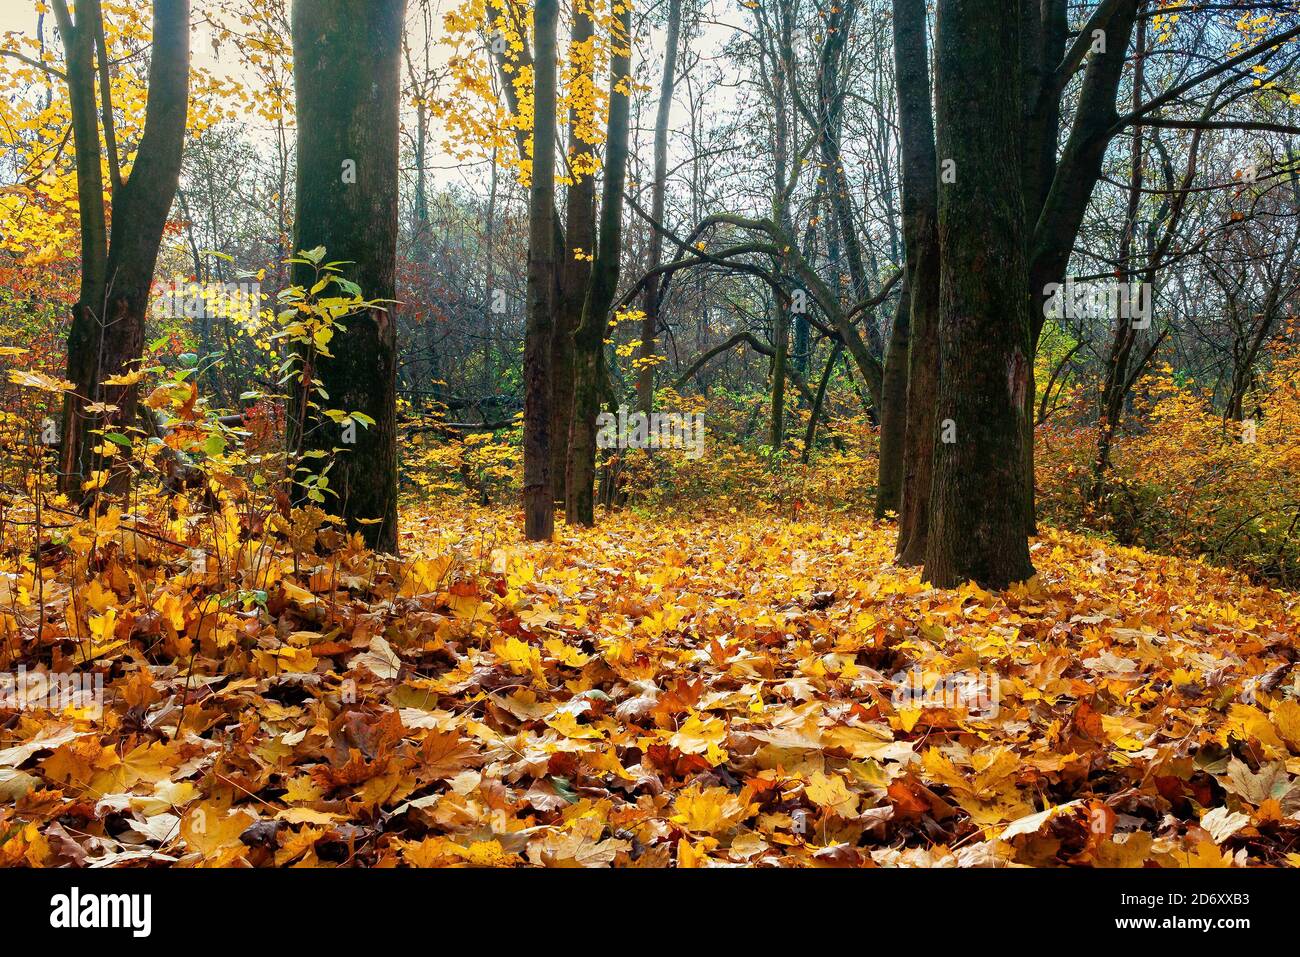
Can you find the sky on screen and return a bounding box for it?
[1,2,47,37]
[1,0,251,75]
[0,0,745,197]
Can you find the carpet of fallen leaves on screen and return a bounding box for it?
[4,502,1300,868]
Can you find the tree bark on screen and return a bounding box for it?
[56,0,189,499]
[1089,17,1147,506]
[290,0,404,551]
[769,295,788,452]
[522,0,560,540]
[874,283,910,516]
[802,338,844,463]
[1027,0,1139,345]
[924,0,1035,589]
[817,0,874,337]
[551,5,596,504]
[568,6,632,526]
[892,0,939,565]
[1022,0,1139,535]
[635,0,681,413]
[54,0,106,496]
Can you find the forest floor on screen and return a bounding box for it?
[3,503,1300,867]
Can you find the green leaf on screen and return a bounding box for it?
[549,776,580,803]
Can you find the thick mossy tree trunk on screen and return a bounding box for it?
[891,0,939,564]
[523,0,560,540]
[290,0,404,552]
[924,0,1035,589]
[56,0,189,498]
[567,7,632,527]
[874,283,910,517]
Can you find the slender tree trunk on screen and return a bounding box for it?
[874,283,910,516]
[791,192,817,376]
[802,338,843,462]
[892,0,940,564]
[290,0,404,551]
[91,0,121,197]
[1090,19,1147,506]
[523,0,560,539]
[924,0,1035,589]
[769,297,788,451]
[412,98,431,264]
[568,6,632,526]
[817,0,873,332]
[635,0,681,413]
[551,5,596,503]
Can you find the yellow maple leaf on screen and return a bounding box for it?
[1271,699,1300,752]
[805,771,859,817]
[181,803,257,857]
[671,785,753,834]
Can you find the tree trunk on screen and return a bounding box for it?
[551,6,596,504]
[817,0,873,340]
[55,0,106,496]
[924,0,1035,589]
[1021,0,1138,535]
[1089,18,1146,506]
[892,0,939,565]
[635,0,681,413]
[802,338,844,462]
[874,283,910,516]
[769,297,788,452]
[1027,0,1140,348]
[56,0,189,499]
[290,0,404,552]
[523,0,560,540]
[567,7,632,527]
